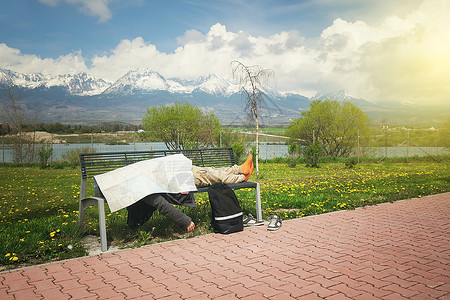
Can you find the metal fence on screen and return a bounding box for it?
[1,130,449,164]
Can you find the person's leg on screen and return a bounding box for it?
[192,154,254,187]
[142,194,193,230]
[192,166,245,187]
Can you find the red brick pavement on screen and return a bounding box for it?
[1,193,449,299]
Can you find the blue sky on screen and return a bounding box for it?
[2,1,423,57]
[1,0,449,106]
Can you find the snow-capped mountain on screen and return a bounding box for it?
[1,67,280,99]
[192,74,239,96]
[102,68,169,95]
[11,68,438,124]
[314,90,375,108]
[102,69,239,97]
[0,68,110,96]
[315,90,355,102]
[0,67,313,124]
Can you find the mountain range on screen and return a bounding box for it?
[0,68,447,125]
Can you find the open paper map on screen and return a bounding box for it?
[94,154,197,212]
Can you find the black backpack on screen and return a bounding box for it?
[207,183,243,234]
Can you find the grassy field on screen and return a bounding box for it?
[1,158,449,270]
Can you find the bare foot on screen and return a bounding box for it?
[187,221,195,232]
[245,161,254,181]
[241,154,253,176]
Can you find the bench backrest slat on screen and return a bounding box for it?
[80,147,235,179]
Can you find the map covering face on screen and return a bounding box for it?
[94,154,197,212]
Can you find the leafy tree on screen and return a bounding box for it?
[286,99,371,157]
[231,61,275,177]
[142,101,221,150]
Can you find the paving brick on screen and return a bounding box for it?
[248,283,283,297]
[306,274,340,288]
[326,293,353,300]
[0,287,14,300]
[185,293,209,300]
[435,283,450,293]
[116,285,151,299]
[357,274,390,288]
[92,286,126,299]
[329,283,364,298]
[353,292,383,300]
[32,278,59,291]
[10,288,42,299]
[295,292,322,299]
[45,263,67,274]
[139,283,171,298]
[182,275,209,290]
[383,292,410,300]
[1,271,24,283]
[211,292,240,300]
[166,281,205,298]
[62,286,95,299]
[223,283,254,298]
[4,278,31,292]
[410,292,442,300]
[408,283,449,299]
[107,277,135,291]
[276,282,314,298]
[303,282,339,298]
[239,291,270,300]
[84,277,113,291]
[50,269,77,283]
[382,283,421,298]
[386,274,419,288]
[61,259,90,273]
[196,283,229,298]
[36,287,71,299]
[21,267,48,282]
[59,278,89,292]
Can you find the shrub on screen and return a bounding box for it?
[61,147,96,165]
[304,143,322,168]
[288,143,300,168]
[38,144,53,168]
[344,157,358,168]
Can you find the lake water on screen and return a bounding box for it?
[0,142,448,163]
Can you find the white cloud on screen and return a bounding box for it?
[39,0,112,22]
[0,43,88,75]
[3,0,450,106]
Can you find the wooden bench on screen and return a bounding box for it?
[78,147,262,251]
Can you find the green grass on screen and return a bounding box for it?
[1,159,449,270]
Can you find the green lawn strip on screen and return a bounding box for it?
[1,160,449,269]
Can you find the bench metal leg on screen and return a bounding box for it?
[97,199,108,252]
[78,197,108,252]
[255,183,263,222]
[78,200,85,230]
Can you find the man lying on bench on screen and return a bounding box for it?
[96,155,254,232]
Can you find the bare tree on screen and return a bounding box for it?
[231,61,274,177]
[1,85,40,163]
